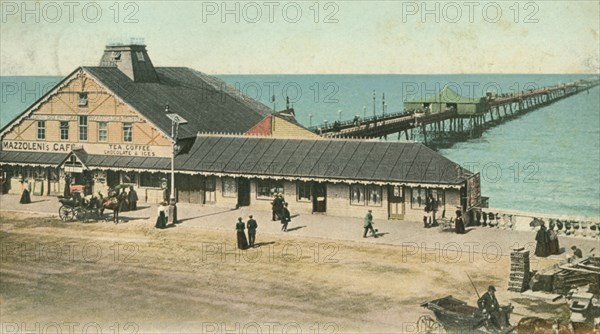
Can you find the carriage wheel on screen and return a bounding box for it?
[58,206,74,222]
[417,315,445,334]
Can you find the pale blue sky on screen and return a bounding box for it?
[1,1,598,75]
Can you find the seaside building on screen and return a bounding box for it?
[404,85,489,115]
[0,43,482,220]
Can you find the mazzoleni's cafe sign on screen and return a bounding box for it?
[1,140,171,157]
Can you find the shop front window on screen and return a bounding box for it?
[367,185,382,206]
[350,184,365,205]
[222,177,237,198]
[257,179,283,199]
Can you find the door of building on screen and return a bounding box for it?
[237,178,250,207]
[107,171,120,188]
[312,182,327,213]
[388,185,405,219]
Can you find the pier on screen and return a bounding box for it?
[311,78,600,145]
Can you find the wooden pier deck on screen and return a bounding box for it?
[312,78,600,144]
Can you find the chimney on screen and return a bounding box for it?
[99,41,159,83]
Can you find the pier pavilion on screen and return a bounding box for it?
[403,85,489,115]
[0,43,482,220]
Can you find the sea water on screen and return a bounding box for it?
[1,74,598,217]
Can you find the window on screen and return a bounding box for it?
[205,177,216,203]
[112,51,121,61]
[140,172,162,188]
[136,51,145,61]
[79,116,88,141]
[78,93,88,107]
[297,182,311,201]
[98,122,108,142]
[222,177,237,198]
[122,172,137,185]
[367,185,382,206]
[411,188,427,209]
[123,123,133,142]
[256,179,284,199]
[60,121,69,140]
[37,121,45,140]
[350,184,366,205]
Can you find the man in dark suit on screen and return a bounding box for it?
[247,215,258,247]
[281,203,290,232]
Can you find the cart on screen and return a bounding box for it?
[58,192,101,222]
[418,296,514,333]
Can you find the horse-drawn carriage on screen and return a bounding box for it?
[417,296,514,333]
[58,185,128,223]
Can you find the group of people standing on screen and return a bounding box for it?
[236,215,258,249]
[534,222,561,257]
[271,194,291,232]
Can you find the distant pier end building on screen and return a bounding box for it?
[403,85,489,115]
[0,43,482,220]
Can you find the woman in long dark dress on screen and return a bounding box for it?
[155,202,167,229]
[535,223,550,257]
[236,217,249,249]
[19,179,31,204]
[454,210,465,234]
[547,225,559,255]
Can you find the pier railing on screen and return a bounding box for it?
[473,207,599,240]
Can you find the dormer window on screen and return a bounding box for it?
[136,51,145,61]
[112,51,122,61]
[78,92,88,107]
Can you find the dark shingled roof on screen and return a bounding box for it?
[1,136,472,186]
[83,66,272,139]
[174,136,472,185]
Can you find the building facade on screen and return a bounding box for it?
[1,43,481,221]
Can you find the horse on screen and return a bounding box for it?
[100,191,127,224]
[517,317,597,334]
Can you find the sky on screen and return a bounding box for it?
[0,0,599,75]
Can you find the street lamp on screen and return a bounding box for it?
[309,113,313,127]
[338,109,342,121]
[363,106,366,119]
[165,104,187,224]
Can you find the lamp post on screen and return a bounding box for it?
[165,104,187,224]
[338,109,342,122]
[363,106,366,119]
[309,113,313,127]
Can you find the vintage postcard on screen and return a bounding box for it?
[1,1,599,333]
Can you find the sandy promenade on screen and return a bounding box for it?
[1,193,593,333]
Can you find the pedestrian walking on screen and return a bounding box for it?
[281,203,291,232]
[423,194,435,228]
[454,210,465,234]
[247,215,258,247]
[363,209,378,238]
[155,202,167,229]
[534,223,550,257]
[19,178,31,204]
[271,194,282,221]
[128,186,138,211]
[236,217,249,249]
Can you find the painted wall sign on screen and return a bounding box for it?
[1,140,171,157]
[29,115,143,122]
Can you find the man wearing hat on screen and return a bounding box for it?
[363,210,378,238]
[477,285,511,330]
[247,215,258,247]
